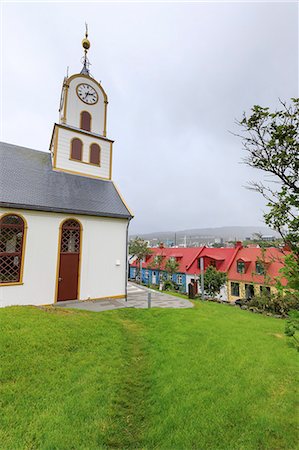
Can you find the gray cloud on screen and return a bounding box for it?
[1,2,298,234]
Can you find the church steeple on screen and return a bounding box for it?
[50,28,112,181]
[80,23,91,76]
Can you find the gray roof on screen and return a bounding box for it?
[0,142,132,219]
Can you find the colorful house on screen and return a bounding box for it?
[129,243,288,302]
[129,245,237,300]
[226,246,287,302]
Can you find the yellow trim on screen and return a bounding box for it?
[112,182,134,217]
[56,123,114,143]
[76,83,99,105]
[80,110,92,132]
[53,167,110,181]
[104,100,108,137]
[64,74,108,136]
[53,126,59,168]
[54,217,83,304]
[89,143,101,166]
[69,157,100,167]
[70,136,83,161]
[0,212,28,286]
[109,142,113,179]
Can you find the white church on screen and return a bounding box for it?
[0,30,133,307]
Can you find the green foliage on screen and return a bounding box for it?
[238,98,299,259]
[285,310,299,351]
[164,257,179,277]
[248,292,299,317]
[162,279,179,291]
[279,253,299,291]
[129,237,152,277]
[1,305,298,449]
[204,266,227,297]
[148,254,164,271]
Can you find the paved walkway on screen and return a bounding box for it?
[56,282,193,312]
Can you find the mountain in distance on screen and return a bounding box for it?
[130,226,279,244]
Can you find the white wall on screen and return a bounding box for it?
[63,75,106,136]
[0,208,128,307]
[186,273,228,300]
[54,126,112,179]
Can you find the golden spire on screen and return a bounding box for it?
[81,23,91,75]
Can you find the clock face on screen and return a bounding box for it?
[76,83,98,105]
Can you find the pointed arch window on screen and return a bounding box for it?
[90,143,101,166]
[80,111,91,132]
[0,214,26,284]
[70,138,83,161]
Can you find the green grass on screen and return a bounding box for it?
[0,302,298,449]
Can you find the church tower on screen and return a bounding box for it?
[50,27,113,180]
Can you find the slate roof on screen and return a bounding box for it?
[0,142,132,219]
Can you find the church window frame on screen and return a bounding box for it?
[80,111,92,132]
[0,213,27,286]
[70,138,83,162]
[89,143,101,166]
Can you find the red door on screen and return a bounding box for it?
[57,219,81,301]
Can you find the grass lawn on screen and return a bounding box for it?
[0,301,298,449]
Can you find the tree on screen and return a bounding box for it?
[129,237,152,279]
[237,99,299,293]
[237,99,299,256]
[148,254,164,272]
[164,257,179,281]
[204,266,227,298]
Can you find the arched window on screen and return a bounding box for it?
[80,111,91,132]
[0,214,26,284]
[90,143,101,165]
[70,138,83,161]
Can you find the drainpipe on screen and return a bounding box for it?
[200,257,205,299]
[125,218,131,302]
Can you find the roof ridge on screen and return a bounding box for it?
[0,141,48,156]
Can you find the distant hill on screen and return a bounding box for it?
[130,226,279,245]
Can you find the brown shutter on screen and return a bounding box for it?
[90,144,101,165]
[71,139,83,161]
[80,111,91,131]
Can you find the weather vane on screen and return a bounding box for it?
[81,22,91,75]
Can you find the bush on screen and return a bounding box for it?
[248,292,299,317]
[163,280,179,291]
[285,310,299,351]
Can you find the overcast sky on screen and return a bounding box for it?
[1,1,298,234]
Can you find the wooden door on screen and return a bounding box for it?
[57,219,81,301]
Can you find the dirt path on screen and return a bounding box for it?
[104,316,150,448]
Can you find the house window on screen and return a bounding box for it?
[159,272,163,281]
[256,262,265,275]
[177,274,183,285]
[260,286,271,296]
[70,138,83,161]
[231,282,240,297]
[144,270,149,279]
[80,111,91,131]
[209,259,216,267]
[237,261,245,274]
[245,284,254,300]
[90,143,101,165]
[0,214,26,284]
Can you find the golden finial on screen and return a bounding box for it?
[81,23,91,75]
[82,23,90,52]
